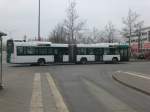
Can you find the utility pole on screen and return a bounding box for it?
[38,0,41,41]
[129,25,131,57]
[138,27,143,54]
[0,32,7,90]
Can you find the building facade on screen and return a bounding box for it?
[128,27,150,59]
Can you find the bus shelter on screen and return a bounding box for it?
[0,32,7,89]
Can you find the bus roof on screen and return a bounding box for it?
[12,40,128,48]
[77,44,108,48]
[51,44,68,47]
[13,41,52,46]
[13,41,68,47]
[76,43,128,48]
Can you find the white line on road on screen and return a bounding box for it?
[126,72,150,80]
[82,78,137,112]
[46,73,70,112]
[30,73,43,112]
[117,71,150,80]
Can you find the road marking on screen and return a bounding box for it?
[126,72,150,80]
[117,71,150,80]
[82,78,137,112]
[46,73,70,112]
[30,73,43,112]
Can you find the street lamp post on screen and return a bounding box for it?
[38,0,41,41]
[0,32,7,90]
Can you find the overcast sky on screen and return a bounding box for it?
[0,0,150,40]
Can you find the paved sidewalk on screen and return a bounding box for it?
[112,71,150,96]
[0,71,59,112]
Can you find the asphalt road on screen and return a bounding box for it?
[47,62,150,112]
[1,59,150,112]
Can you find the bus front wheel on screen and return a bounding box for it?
[38,58,46,65]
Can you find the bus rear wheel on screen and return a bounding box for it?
[80,58,87,64]
[38,58,46,65]
[112,57,118,64]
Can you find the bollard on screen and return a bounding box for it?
[0,32,7,90]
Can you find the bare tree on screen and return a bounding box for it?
[104,22,116,43]
[23,35,27,42]
[122,9,143,56]
[77,27,109,44]
[91,27,99,43]
[64,0,85,44]
[89,27,106,43]
[48,23,68,43]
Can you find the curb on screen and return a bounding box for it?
[129,59,150,62]
[112,74,150,96]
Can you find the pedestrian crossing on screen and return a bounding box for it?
[30,73,70,112]
[30,73,43,112]
[46,73,70,112]
[30,72,139,112]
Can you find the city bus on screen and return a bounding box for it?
[7,39,129,65]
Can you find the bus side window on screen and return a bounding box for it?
[26,47,35,55]
[47,47,52,55]
[104,48,109,55]
[17,46,24,55]
[123,49,128,57]
[34,47,38,55]
[38,47,48,55]
[100,48,104,55]
[120,49,124,56]
[87,48,94,55]
[54,48,58,55]
[77,48,86,55]
[115,49,119,55]
[109,48,119,55]
[93,48,102,55]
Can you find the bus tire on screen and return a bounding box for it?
[80,58,87,64]
[112,57,118,64]
[38,58,46,65]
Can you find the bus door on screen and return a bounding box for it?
[95,48,103,62]
[69,45,77,63]
[7,40,14,63]
[119,48,129,61]
[54,48,63,63]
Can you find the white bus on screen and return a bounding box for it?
[7,39,129,65]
